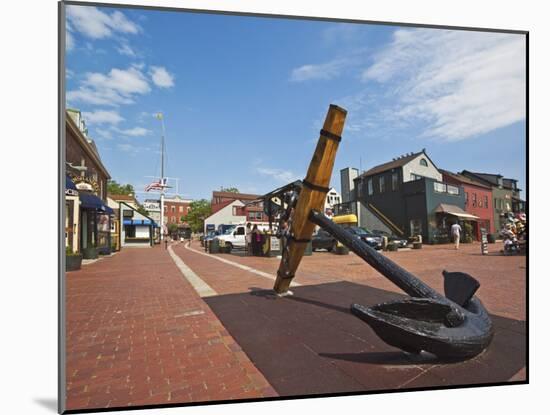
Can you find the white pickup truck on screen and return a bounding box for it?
[215,223,272,249]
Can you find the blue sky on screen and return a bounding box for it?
[65,5,527,202]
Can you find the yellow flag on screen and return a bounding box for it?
[156,112,163,120]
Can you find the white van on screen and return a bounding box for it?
[215,222,273,249]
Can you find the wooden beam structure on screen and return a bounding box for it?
[273,104,347,294]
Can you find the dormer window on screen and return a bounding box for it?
[419,158,428,167]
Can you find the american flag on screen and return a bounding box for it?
[145,179,165,192]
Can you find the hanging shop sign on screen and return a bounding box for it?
[71,175,100,193]
[480,227,489,255]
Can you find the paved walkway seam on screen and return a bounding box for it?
[167,245,218,297]
[185,244,301,287]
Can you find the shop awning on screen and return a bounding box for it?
[80,192,113,214]
[434,203,480,220]
[123,219,154,226]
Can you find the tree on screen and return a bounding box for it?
[107,180,134,195]
[185,199,212,233]
[168,223,179,238]
[136,205,149,217]
[221,186,239,193]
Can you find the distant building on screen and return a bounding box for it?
[324,188,341,217]
[460,171,525,232]
[211,191,269,223]
[204,200,247,233]
[163,195,192,225]
[343,149,478,243]
[441,170,495,238]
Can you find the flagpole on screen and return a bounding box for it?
[159,113,166,242]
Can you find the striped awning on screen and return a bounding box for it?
[434,203,480,220]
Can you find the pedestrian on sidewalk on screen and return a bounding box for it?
[245,222,252,256]
[451,221,462,250]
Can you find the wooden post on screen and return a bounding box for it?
[273,104,347,294]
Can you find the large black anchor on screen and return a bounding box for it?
[309,209,493,360]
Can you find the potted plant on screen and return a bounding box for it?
[66,246,83,271]
[387,243,398,251]
[82,246,98,259]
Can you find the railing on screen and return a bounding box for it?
[367,203,405,236]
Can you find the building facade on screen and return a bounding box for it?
[211,191,269,223]
[461,171,523,232]
[65,109,113,255]
[441,170,495,238]
[346,150,474,243]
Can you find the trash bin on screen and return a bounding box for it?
[387,243,398,251]
[208,239,220,254]
[413,242,422,249]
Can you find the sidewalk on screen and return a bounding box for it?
[65,245,277,411]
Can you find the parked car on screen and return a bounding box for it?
[344,226,383,249]
[215,223,272,249]
[312,229,337,252]
[371,229,408,248]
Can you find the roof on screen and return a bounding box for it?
[358,150,428,178]
[434,203,480,220]
[212,191,260,200]
[108,193,137,202]
[440,169,491,189]
[461,171,520,191]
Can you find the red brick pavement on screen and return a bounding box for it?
[65,245,277,411]
[184,242,526,321]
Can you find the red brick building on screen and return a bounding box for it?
[441,170,495,238]
[163,195,192,225]
[211,191,269,222]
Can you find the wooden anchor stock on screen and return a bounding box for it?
[273,104,347,294]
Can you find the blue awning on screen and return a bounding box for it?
[80,192,113,214]
[123,219,154,226]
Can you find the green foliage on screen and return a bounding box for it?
[221,186,239,193]
[185,199,212,233]
[136,205,149,217]
[107,180,134,195]
[66,246,79,256]
[168,223,179,234]
[463,222,474,243]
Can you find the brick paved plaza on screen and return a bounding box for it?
[66,241,526,411]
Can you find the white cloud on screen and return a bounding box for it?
[66,5,140,39]
[82,110,124,125]
[66,30,74,51]
[361,29,526,141]
[256,167,301,183]
[67,66,150,107]
[290,58,349,82]
[113,126,152,137]
[95,128,114,140]
[149,66,175,88]
[116,42,136,57]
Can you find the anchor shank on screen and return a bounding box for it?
[309,209,443,300]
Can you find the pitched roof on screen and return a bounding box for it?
[359,150,425,178]
[212,191,260,200]
[440,169,491,189]
[461,171,520,191]
[108,193,137,202]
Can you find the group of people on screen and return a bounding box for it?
[245,223,266,256]
[500,212,527,254]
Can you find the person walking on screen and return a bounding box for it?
[245,223,252,256]
[451,221,462,250]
